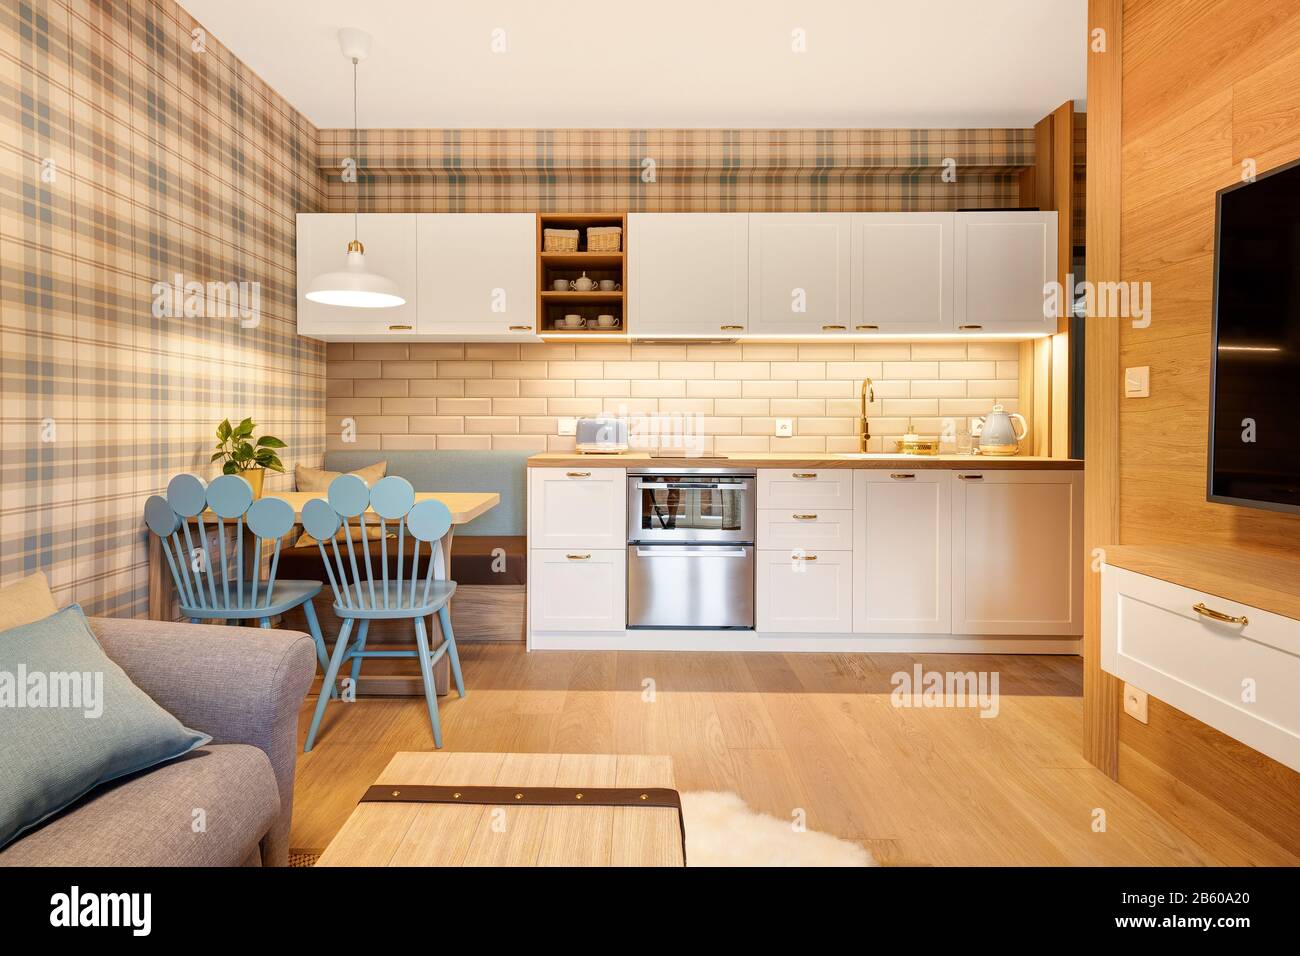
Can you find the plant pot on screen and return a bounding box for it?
[238,467,265,498]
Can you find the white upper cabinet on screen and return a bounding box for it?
[851,213,955,334]
[417,213,537,336]
[297,213,420,338]
[748,214,852,334]
[953,211,1057,333]
[629,213,748,335]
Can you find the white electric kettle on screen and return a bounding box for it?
[972,404,1028,456]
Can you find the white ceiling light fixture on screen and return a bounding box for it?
[305,28,405,309]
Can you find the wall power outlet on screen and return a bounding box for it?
[1123,683,1149,724]
[774,418,794,438]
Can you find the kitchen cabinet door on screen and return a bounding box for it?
[297,213,419,338]
[756,549,854,633]
[418,213,537,337]
[950,469,1082,635]
[953,211,1058,333]
[851,213,954,334]
[629,213,748,335]
[528,467,627,551]
[748,213,852,334]
[529,549,625,632]
[854,470,952,634]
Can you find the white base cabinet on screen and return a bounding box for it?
[528,467,626,551]
[1102,565,1300,773]
[950,469,1083,635]
[756,549,854,633]
[854,470,952,634]
[529,550,626,632]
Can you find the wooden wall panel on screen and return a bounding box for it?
[1104,0,1300,851]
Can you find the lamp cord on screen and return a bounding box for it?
[352,56,359,242]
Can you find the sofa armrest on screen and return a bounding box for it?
[88,617,316,866]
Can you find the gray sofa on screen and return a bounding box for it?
[0,618,316,867]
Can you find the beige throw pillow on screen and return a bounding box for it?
[294,460,390,548]
[0,572,59,631]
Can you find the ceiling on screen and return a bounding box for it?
[180,0,1086,129]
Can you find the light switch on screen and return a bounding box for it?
[775,419,794,438]
[1124,366,1150,398]
[557,417,577,436]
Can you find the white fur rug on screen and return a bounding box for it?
[680,791,877,867]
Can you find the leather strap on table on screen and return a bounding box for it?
[360,785,687,866]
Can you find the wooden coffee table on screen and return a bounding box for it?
[316,752,685,867]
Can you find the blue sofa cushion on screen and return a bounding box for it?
[0,606,211,849]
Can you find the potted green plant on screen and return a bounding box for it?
[211,417,286,498]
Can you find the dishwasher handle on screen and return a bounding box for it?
[633,546,750,557]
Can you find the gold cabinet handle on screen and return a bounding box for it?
[890,473,916,480]
[1193,602,1248,627]
[856,324,879,331]
[388,324,413,331]
[792,513,817,520]
[720,325,745,331]
[821,325,847,331]
[566,471,591,478]
[957,473,984,481]
[792,472,817,479]
[508,325,533,332]
[792,553,818,561]
[565,553,591,561]
[958,324,984,331]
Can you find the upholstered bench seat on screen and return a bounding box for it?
[275,535,526,586]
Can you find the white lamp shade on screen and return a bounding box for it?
[305,249,405,308]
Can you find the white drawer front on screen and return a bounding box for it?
[757,508,854,551]
[529,549,626,632]
[755,549,854,633]
[1102,565,1300,773]
[758,469,854,511]
[528,467,626,550]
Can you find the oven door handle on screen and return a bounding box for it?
[633,547,750,557]
[634,481,741,490]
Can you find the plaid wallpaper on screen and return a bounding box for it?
[317,128,1032,212]
[1,0,326,616]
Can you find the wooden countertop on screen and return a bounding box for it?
[527,452,1083,470]
[1104,544,1300,621]
[197,491,500,526]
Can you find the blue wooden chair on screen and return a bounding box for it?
[301,474,464,752]
[144,473,334,696]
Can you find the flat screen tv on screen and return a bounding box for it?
[1208,156,1300,515]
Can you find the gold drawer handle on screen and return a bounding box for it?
[957,473,984,481]
[565,553,591,561]
[1193,603,1248,627]
[720,325,744,331]
[566,471,591,478]
[508,325,533,332]
[890,473,916,480]
[856,324,879,331]
[792,472,817,479]
[792,513,817,520]
[821,325,847,332]
[388,324,413,331]
[958,324,984,331]
[792,553,818,561]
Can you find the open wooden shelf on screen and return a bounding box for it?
[537,212,628,336]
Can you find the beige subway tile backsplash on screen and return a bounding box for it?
[324,342,1032,452]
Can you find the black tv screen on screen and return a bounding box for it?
[1208,157,1300,515]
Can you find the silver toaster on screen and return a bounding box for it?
[575,416,629,454]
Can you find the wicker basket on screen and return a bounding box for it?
[543,228,580,253]
[586,226,622,252]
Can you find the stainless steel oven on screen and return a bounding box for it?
[627,470,755,629]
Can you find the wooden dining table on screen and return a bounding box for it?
[147,490,500,693]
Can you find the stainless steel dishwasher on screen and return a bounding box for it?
[626,469,755,629]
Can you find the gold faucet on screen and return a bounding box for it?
[859,378,875,452]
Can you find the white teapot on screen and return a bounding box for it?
[571,272,597,292]
[972,404,1028,456]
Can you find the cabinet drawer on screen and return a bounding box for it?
[755,549,853,633]
[758,469,854,511]
[757,509,854,551]
[529,549,626,632]
[528,468,626,550]
[1102,565,1300,772]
